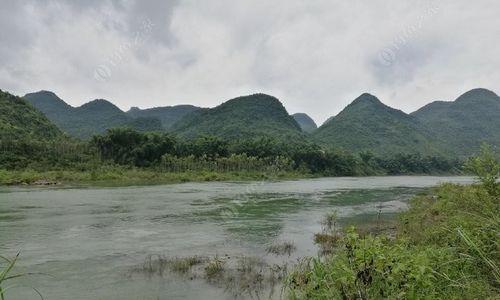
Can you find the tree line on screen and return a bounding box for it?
[0,128,462,176]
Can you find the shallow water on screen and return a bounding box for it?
[0,176,474,299]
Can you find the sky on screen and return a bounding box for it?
[1,0,499,125]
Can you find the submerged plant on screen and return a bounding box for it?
[169,256,206,274]
[204,255,225,279]
[314,210,344,255]
[321,210,338,232]
[138,255,207,277]
[266,241,296,257]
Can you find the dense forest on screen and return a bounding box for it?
[1,125,461,181]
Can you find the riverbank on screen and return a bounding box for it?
[285,182,500,299]
[0,168,312,187]
[0,167,466,187]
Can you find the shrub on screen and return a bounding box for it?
[465,144,500,196]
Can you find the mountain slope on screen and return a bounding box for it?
[25,91,162,139]
[412,88,500,157]
[127,105,200,129]
[0,90,62,140]
[313,93,440,155]
[69,99,138,138]
[292,113,318,133]
[172,93,304,140]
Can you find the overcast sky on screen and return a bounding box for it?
[1,0,498,124]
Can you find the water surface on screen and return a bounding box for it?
[0,176,474,299]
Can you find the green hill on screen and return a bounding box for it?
[0,90,62,140]
[171,93,304,140]
[24,91,162,139]
[412,88,500,157]
[292,113,318,133]
[127,105,201,129]
[313,93,440,156]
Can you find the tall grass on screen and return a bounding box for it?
[0,253,43,300]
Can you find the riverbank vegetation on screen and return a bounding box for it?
[0,128,462,185]
[286,146,499,299]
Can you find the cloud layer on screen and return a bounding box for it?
[1,0,499,124]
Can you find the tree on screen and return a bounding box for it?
[465,144,499,196]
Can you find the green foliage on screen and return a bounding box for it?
[0,167,306,186]
[399,183,499,291]
[92,128,176,167]
[125,117,163,132]
[465,144,500,195]
[288,230,471,299]
[177,135,230,159]
[0,138,97,170]
[160,153,294,174]
[375,153,461,175]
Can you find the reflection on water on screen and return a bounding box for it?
[0,176,473,299]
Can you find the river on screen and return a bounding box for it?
[0,176,474,299]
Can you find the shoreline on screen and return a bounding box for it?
[0,169,314,187]
[0,168,466,188]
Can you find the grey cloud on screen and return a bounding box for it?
[128,0,179,45]
[369,38,443,86]
[0,0,499,123]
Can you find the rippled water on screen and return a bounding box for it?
[0,176,474,299]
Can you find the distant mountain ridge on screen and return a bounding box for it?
[411,88,500,157]
[127,104,201,129]
[24,91,162,139]
[13,87,500,157]
[292,113,318,133]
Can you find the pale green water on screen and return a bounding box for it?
[0,176,474,299]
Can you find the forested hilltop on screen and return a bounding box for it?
[412,88,500,157]
[313,93,440,156]
[0,89,62,141]
[0,87,498,185]
[171,94,304,141]
[24,91,163,139]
